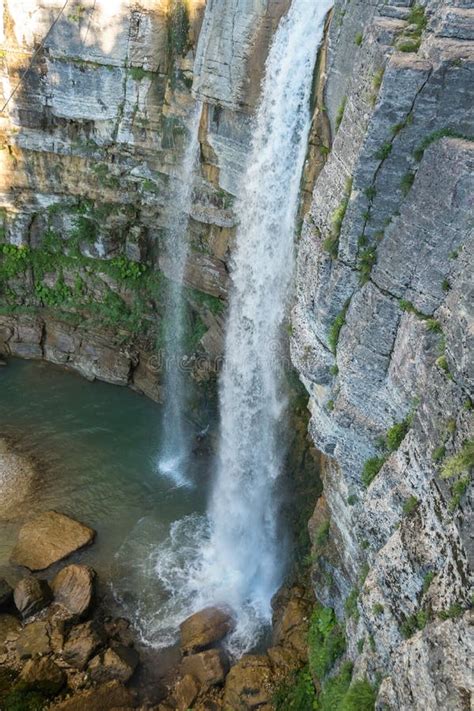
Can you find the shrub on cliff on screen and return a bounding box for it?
[308,605,346,680]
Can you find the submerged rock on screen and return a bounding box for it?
[10,510,95,571]
[180,606,234,654]
[19,656,66,694]
[181,648,228,688]
[51,564,95,618]
[0,439,36,519]
[13,577,52,618]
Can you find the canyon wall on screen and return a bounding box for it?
[291,0,473,708]
[0,0,287,391]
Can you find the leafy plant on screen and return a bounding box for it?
[402,495,419,515]
[440,440,474,478]
[400,172,415,195]
[336,97,347,131]
[308,605,346,680]
[355,32,363,46]
[323,178,353,258]
[362,456,386,487]
[375,142,392,160]
[328,301,350,354]
[274,667,317,711]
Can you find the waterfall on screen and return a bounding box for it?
[157,102,202,487]
[150,0,332,652]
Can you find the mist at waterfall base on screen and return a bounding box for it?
[116,0,333,655]
[156,103,202,488]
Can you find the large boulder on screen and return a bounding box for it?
[62,620,105,670]
[10,511,95,571]
[48,680,135,710]
[181,648,228,688]
[51,564,95,618]
[0,578,13,608]
[223,655,274,710]
[15,620,51,659]
[180,606,234,654]
[19,657,66,695]
[88,644,139,684]
[13,577,52,618]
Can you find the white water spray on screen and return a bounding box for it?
[157,102,202,487]
[150,0,332,652]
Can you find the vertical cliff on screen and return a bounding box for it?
[291,0,473,708]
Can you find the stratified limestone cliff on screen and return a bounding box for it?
[291,0,473,708]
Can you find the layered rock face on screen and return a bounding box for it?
[291,0,473,708]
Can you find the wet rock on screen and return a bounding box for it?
[181,648,227,688]
[272,596,311,662]
[180,606,234,653]
[172,674,200,711]
[62,620,105,670]
[15,620,51,659]
[19,656,66,694]
[13,577,52,618]
[103,617,135,647]
[0,578,13,608]
[267,645,301,674]
[10,511,96,571]
[48,680,135,710]
[0,614,21,647]
[51,564,95,618]
[223,655,274,711]
[88,643,139,684]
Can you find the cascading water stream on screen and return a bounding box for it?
[127,0,332,652]
[197,0,334,650]
[157,102,202,488]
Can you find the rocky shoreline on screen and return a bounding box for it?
[0,411,315,711]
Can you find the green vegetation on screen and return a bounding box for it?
[373,603,384,615]
[440,439,474,478]
[4,688,48,711]
[336,97,347,131]
[364,187,376,201]
[129,66,155,81]
[375,142,392,161]
[341,679,377,711]
[396,4,428,53]
[371,68,385,106]
[308,605,346,679]
[422,571,435,595]
[187,288,225,315]
[438,603,464,620]
[0,244,31,280]
[355,32,363,46]
[361,456,385,487]
[414,128,473,162]
[432,445,446,462]
[347,494,358,506]
[328,301,350,354]
[274,667,317,711]
[344,588,359,620]
[358,247,376,285]
[401,610,428,638]
[315,520,331,548]
[400,171,415,195]
[323,178,353,258]
[386,418,411,451]
[402,495,419,515]
[449,475,470,511]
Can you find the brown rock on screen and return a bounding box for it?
[88,644,139,684]
[19,656,66,694]
[48,680,135,710]
[180,607,234,653]
[267,645,301,673]
[272,597,311,662]
[103,617,135,648]
[51,564,95,618]
[223,655,274,710]
[10,511,95,571]
[62,620,105,670]
[181,648,227,688]
[0,578,13,608]
[172,674,200,711]
[0,613,21,647]
[14,577,52,617]
[15,620,51,659]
